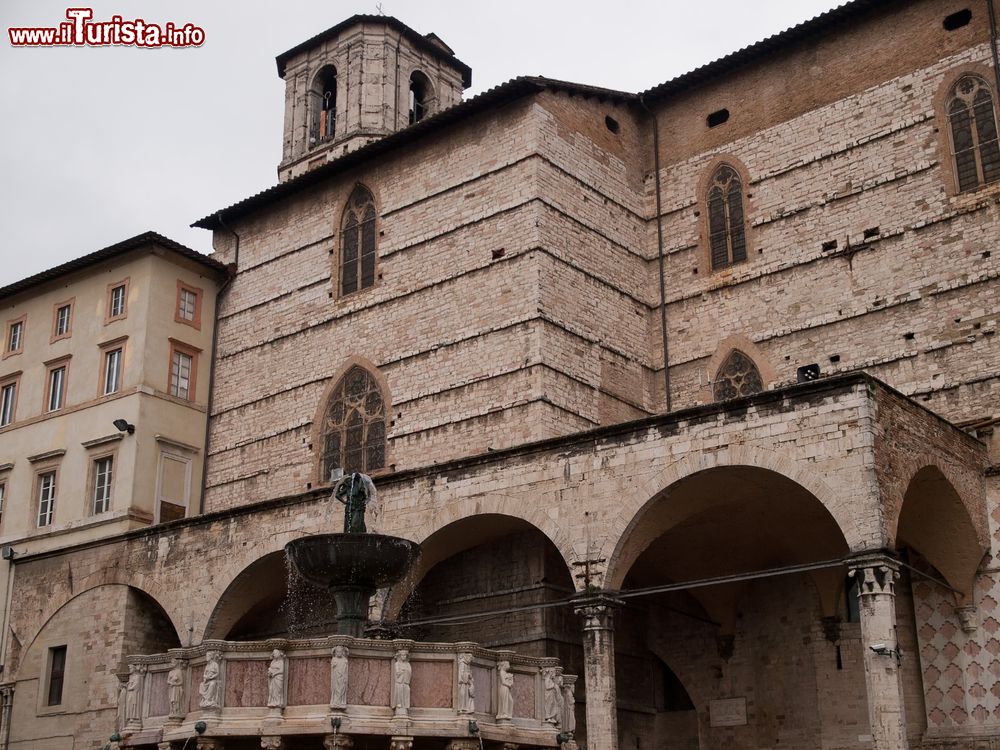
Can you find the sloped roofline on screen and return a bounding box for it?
[0,231,228,302]
[275,14,473,88]
[640,0,896,99]
[193,76,635,230]
[197,0,907,231]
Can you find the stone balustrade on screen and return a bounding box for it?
[119,636,578,748]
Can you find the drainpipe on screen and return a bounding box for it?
[199,214,239,515]
[988,0,1000,97]
[0,553,15,750]
[639,95,672,412]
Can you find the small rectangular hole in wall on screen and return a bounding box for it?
[707,108,730,128]
[904,332,915,340]
[863,226,880,239]
[943,9,972,30]
[836,645,843,671]
[829,354,841,363]
[983,251,992,258]
[492,248,506,260]
[822,240,838,252]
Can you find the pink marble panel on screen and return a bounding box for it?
[287,657,330,706]
[513,671,536,719]
[347,657,391,706]
[147,670,169,717]
[188,664,204,713]
[472,665,493,715]
[225,659,267,707]
[411,660,453,708]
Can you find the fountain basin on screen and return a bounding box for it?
[285,533,420,590]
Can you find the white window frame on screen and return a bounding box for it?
[0,382,15,426]
[104,348,122,395]
[7,321,22,353]
[109,285,126,318]
[47,366,66,412]
[170,350,193,399]
[37,471,56,527]
[55,305,70,336]
[92,456,113,514]
[178,288,197,321]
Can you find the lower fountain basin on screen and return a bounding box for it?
[285,533,420,590]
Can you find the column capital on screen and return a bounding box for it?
[572,591,623,631]
[196,740,225,750]
[261,737,285,750]
[389,738,413,750]
[445,740,479,750]
[847,553,900,599]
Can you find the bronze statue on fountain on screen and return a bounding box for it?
[284,472,419,637]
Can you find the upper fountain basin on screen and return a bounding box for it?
[285,533,420,590]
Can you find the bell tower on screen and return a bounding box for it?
[275,15,472,182]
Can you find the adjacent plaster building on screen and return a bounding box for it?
[2,1,1000,749]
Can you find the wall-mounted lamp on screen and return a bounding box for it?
[194,721,207,735]
[869,643,902,664]
[1,546,14,561]
[112,419,135,435]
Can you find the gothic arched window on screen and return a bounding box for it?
[707,165,748,270]
[713,350,763,401]
[321,365,386,481]
[310,66,337,145]
[340,186,377,296]
[947,75,1000,193]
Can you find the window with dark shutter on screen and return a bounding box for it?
[321,366,387,481]
[339,186,377,296]
[948,75,1000,193]
[707,165,748,270]
[47,645,67,706]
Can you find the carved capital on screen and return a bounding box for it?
[158,743,175,750]
[261,738,284,750]
[445,740,479,750]
[196,740,225,750]
[389,738,413,750]
[956,604,978,633]
[847,554,900,599]
[572,592,622,631]
[323,735,354,750]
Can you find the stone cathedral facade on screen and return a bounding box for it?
[2,2,1000,749]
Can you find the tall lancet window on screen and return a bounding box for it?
[321,366,387,481]
[947,75,1000,193]
[713,350,763,401]
[339,186,377,296]
[310,66,337,144]
[707,164,748,270]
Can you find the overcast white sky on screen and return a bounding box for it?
[1,0,845,284]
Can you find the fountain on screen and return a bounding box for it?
[284,472,419,637]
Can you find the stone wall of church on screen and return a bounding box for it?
[651,1,1000,432]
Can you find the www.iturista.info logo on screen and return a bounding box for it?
[8,8,205,48]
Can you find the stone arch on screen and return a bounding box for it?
[202,551,290,641]
[701,334,776,403]
[407,69,435,123]
[308,355,392,486]
[15,584,180,683]
[890,461,987,597]
[384,509,576,622]
[308,64,338,144]
[604,446,858,592]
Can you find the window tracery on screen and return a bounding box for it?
[947,75,1000,193]
[340,186,377,296]
[320,365,386,480]
[707,164,748,270]
[712,350,763,401]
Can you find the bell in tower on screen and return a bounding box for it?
[275,15,472,182]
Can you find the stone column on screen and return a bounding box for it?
[849,554,908,750]
[573,593,622,750]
